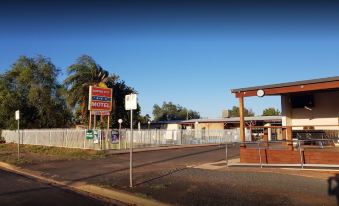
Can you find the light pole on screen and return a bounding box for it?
[15,110,20,161]
[118,119,123,149]
[148,121,151,144]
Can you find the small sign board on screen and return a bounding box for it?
[125,94,137,110]
[93,111,110,116]
[86,130,94,139]
[15,110,20,120]
[111,130,120,144]
[93,130,100,144]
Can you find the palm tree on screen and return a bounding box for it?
[64,55,110,123]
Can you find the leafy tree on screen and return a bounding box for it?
[152,102,200,121]
[262,107,281,116]
[228,106,255,117]
[0,56,72,129]
[139,114,151,124]
[106,79,141,128]
[64,55,113,124]
[64,55,142,128]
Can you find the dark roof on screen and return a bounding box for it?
[180,116,282,124]
[231,76,339,93]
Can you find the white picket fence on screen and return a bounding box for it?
[1,128,249,150]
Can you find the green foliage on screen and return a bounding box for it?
[262,107,281,116]
[64,55,141,128]
[0,56,72,129]
[228,106,255,117]
[152,102,200,121]
[64,55,113,124]
[106,79,141,128]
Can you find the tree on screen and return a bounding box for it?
[105,79,141,128]
[152,102,200,121]
[64,55,113,124]
[0,56,72,129]
[228,106,255,117]
[262,107,281,116]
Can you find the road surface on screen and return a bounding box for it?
[0,169,119,206]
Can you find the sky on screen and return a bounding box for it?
[0,0,338,118]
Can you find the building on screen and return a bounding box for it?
[231,76,339,164]
[179,116,282,130]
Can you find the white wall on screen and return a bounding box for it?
[281,90,339,130]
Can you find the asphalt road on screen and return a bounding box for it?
[19,144,339,205]
[0,169,118,206]
[24,144,239,185]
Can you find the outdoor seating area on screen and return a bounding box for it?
[231,76,339,165]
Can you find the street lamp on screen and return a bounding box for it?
[148,121,151,144]
[118,119,123,149]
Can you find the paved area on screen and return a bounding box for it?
[13,144,339,205]
[0,169,118,206]
[23,144,238,187]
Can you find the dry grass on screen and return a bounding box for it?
[0,143,106,165]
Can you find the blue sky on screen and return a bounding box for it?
[1,0,338,118]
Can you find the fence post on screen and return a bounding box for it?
[258,141,263,168]
[225,142,228,168]
[35,132,38,145]
[49,130,51,146]
[83,130,86,149]
[65,129,68,147]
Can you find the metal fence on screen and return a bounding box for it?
[2,128,245,150]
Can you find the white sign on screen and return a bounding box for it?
[15,110,20,120]
[125,94,137,110]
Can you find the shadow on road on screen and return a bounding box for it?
[328,174,339,205]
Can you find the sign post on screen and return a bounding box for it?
[125,94,137,188]
[88,85,113,150]
[15,110,20,161]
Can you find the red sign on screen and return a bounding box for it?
[88,86,113,111]
[93,110,111,116]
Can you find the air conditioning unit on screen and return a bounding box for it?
[222,110,229,118]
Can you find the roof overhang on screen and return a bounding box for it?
[231,76,339,98]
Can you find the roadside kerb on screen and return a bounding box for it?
[0,161,169,206]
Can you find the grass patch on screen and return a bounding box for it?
[150,183,168,190]
[0,143,106,165]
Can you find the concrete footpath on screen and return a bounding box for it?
[0,162,169,206]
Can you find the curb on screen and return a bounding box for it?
[0,162,169,206]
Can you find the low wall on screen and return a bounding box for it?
[240,148,339,164]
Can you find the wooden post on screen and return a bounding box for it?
[106,115,110,150]
[239,96,246,147]
[88,111,92,129]
[286,126,293,150]
[94,114,97,129]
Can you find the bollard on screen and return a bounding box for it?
[298,140,304,169]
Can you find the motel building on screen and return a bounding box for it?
[231,76,339,165]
